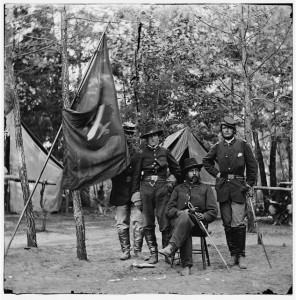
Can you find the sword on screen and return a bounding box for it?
[246,187,272,268]
[187,201,230,271]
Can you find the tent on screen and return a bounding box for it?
[161,127,217,185]
[5,112,63,213]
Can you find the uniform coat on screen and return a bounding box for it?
[131,145,181,232]
[109,144,140,207]
[202,138,258,204]
[131,145,181,194]
[166,181,218,224]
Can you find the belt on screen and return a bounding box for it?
[142,175,167,182]
[221,174,245,180]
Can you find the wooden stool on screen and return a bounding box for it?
[171,236,210,270]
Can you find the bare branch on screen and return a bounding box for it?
[13,42,57,58]
[249,21,292,78]
[66,16,138,24]
[22,35,56,42]
[216,77,244,102]
[189,6,239,41]
[251,97,291,109]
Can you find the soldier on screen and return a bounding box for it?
[202,116,258,269]
[131,124,181,264]
[158,158,218,276]
[109,122,144,260]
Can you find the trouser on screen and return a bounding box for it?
[169,211,205,268]
[140,181,171,254]
[220,199,246,257]
[115,204,143,253]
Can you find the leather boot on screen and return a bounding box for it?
[180,266,191,276]
[238,256,247,269]
[133,228,144,257]
[224,226,238,266]
[162,229,172,264]
[237,225,247,269]
[229,255,238,267]
[118,229,131,260]
[158,243,175,257]
[143,227,158,264]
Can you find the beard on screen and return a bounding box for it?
[189,175,199,183]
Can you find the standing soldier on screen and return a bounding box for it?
[109,122,144,260]
[131,124,181,264]
[202,116,258,269]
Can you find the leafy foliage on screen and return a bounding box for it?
[5,3,292,182]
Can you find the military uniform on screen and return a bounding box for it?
[131,126,181,264]
[202,117,258,268]
[165,180,218,268]
[109,123,144,260]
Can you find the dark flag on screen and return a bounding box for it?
[62,34,129,190]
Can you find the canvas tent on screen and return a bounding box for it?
[161,127,217,185]
[5,112,63,213]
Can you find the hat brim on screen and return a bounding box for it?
[182,163,203,173]
[124,129,136,134]
[140,129,163,139]
[221,122,236,129]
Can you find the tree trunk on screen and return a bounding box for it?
[240,4,255,233]
[5,12,37,247]
[287,137,292,181]
[253,131,269,213]
[269,135,278,187]
[10,68,38,247]
[61,6,87,260]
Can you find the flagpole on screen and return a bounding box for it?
[5,20,113,258]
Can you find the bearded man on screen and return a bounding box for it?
[158,158,218,276]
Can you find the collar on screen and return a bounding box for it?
[184,180,200,188]
[224,137,235,145]
[147,144,159,151]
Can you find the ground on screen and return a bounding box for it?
[3,210,293,296]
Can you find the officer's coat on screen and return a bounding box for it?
[202,138,258,203]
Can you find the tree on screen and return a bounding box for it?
[5,5,37,247]
[61,6,87,260]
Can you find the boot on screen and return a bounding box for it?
[229,255,238,267]
[238,256,247,269]
[180,266,191,276]
[224,226,239,267]
[158,243,175,257]
[143,227,158,264]
[162,229,172,264]
[237,225,247,269]
[118,229,131,261]
[133,228,144,257]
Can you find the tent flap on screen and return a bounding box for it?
[6,112,63,213]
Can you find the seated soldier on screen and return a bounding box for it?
[158,158,218,276]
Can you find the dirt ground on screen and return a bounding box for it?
[3,209,293,296]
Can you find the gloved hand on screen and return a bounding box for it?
[131,192,142,211]
[176,209,189,217]
[134,200,143,211]
[195,212,204,221]
[246,183,254,197]
[167,182,174,193]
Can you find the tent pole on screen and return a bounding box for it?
[5,126,62,258]
[5,21,112,258]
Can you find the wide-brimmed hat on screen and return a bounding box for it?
[140,124,163,139]
[182,158,203,173]
[123,121,136,134]
[221,116,236,129]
